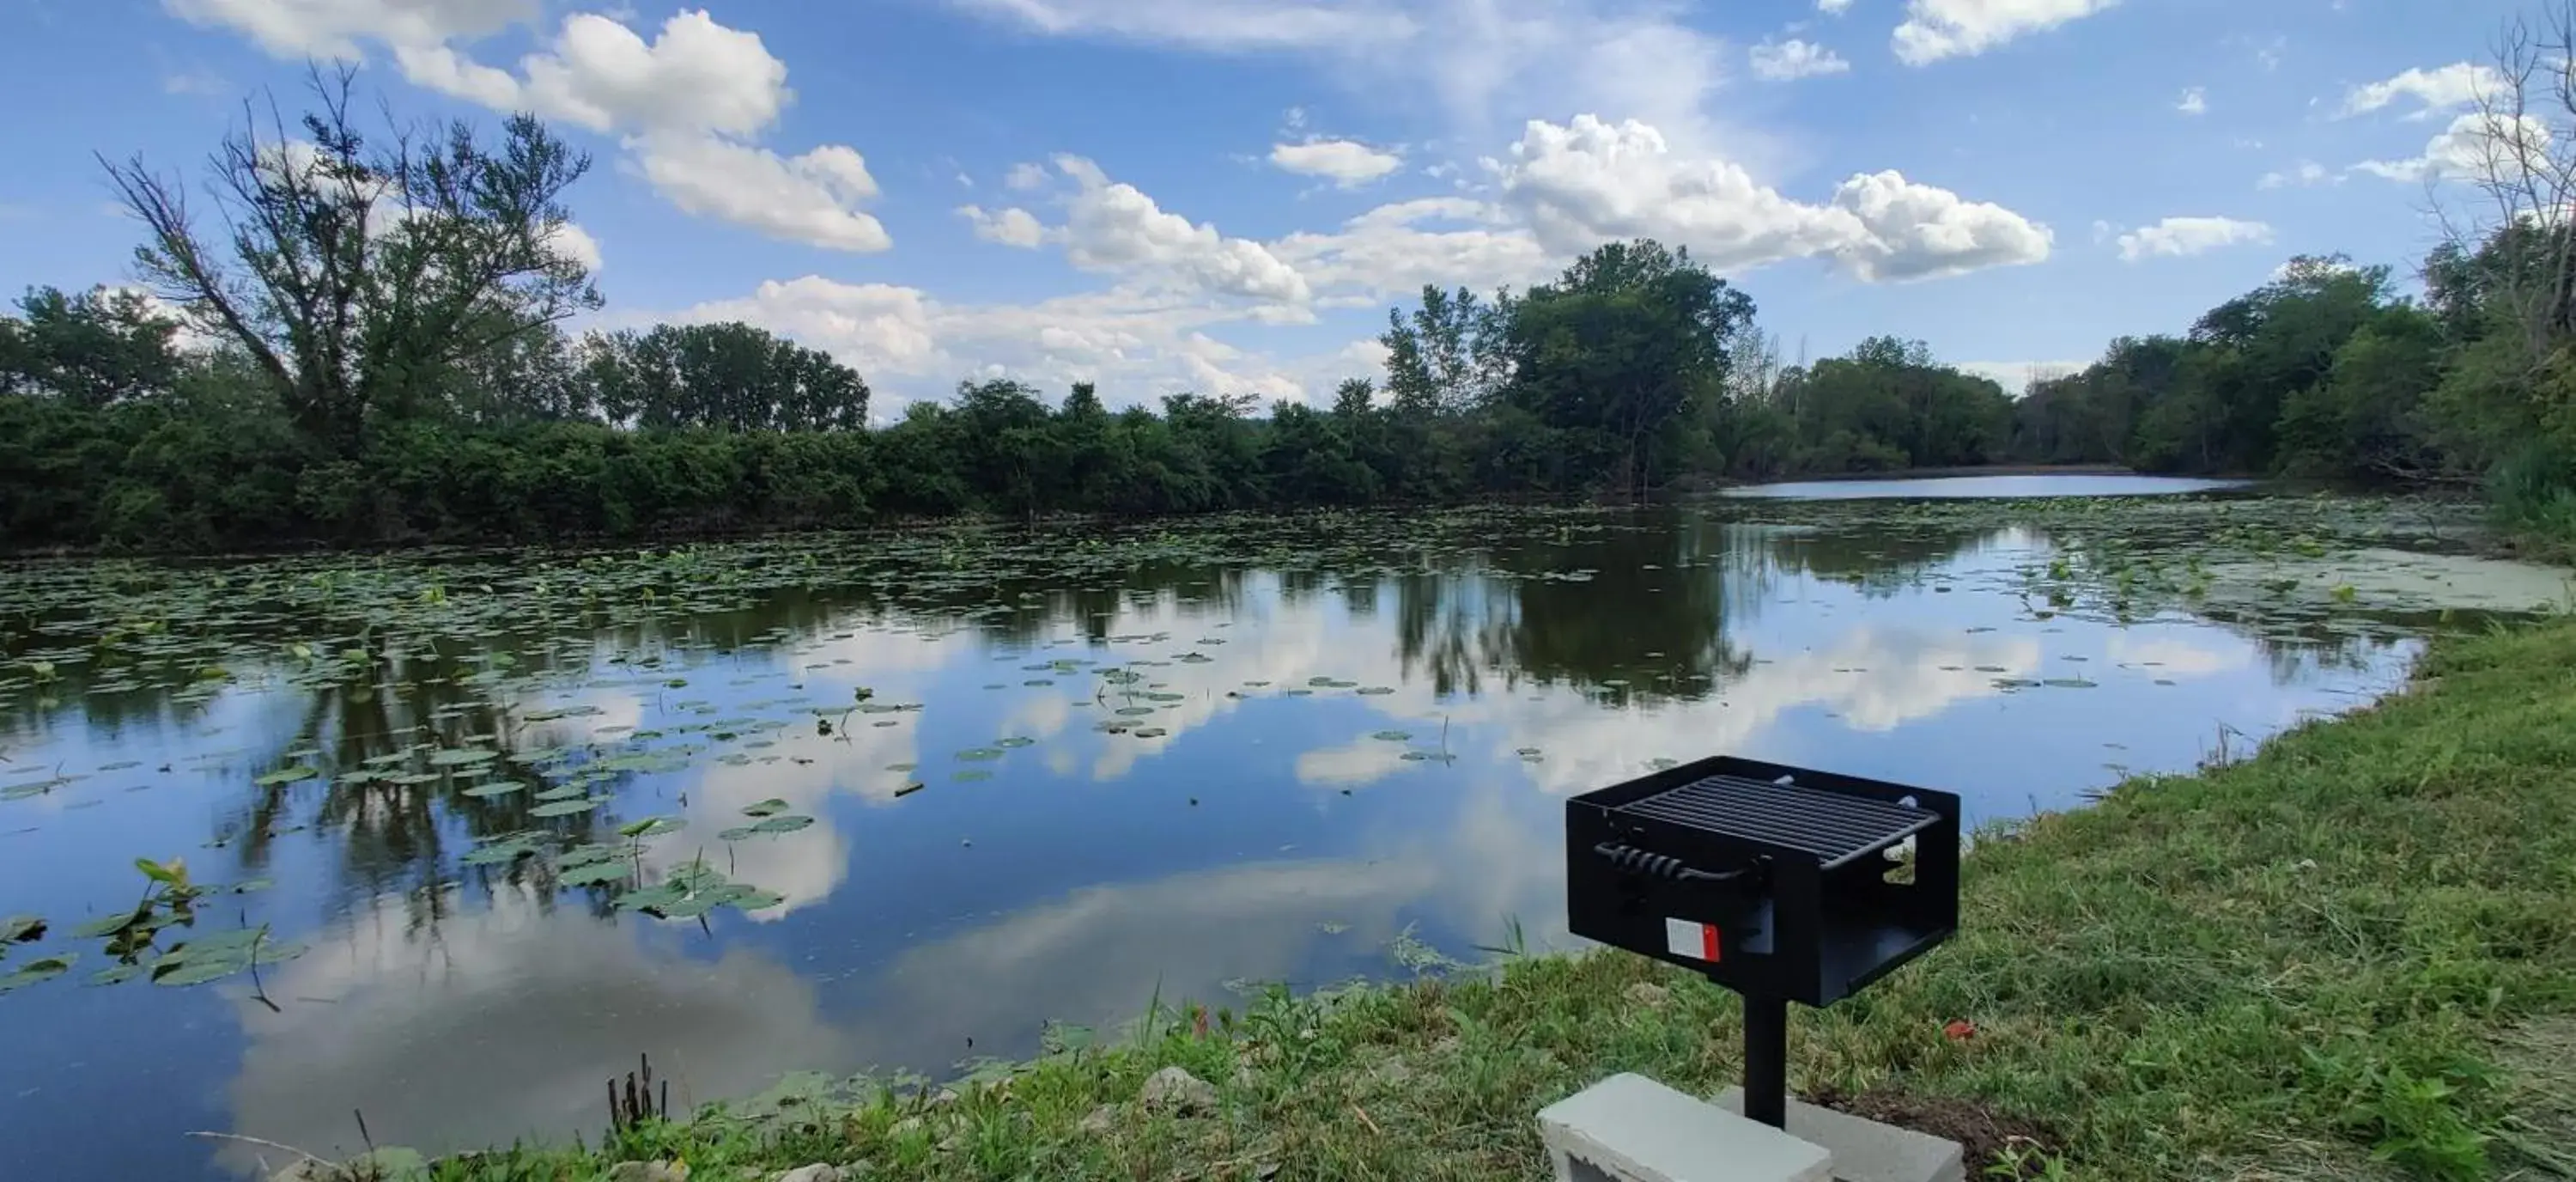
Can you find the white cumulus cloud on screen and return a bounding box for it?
[2351,112,2548,184]
[959,204,1048,247]
[2115,216,2275,262]
[166,0,532,58]
[2340,62,2501,119]
[1046,155,1313,303]
[1750,40,1851,82]
[515,10,790,137]
[1269,198,1558,298]
[174,1,891,253]
[543,221,603,271]
[1893,0,2119,66]
[634,134,891,253]
[1828,170,2057,281]
[1270,139,1405,186]
[2257,160,2331,189]
[2177,86,2207,115]
[1492,116,2050,283]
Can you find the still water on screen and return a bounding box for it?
[0,478,2551,1179]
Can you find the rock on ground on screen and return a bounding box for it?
[1139,1066,1218,1115]
[773,1167,844,1182]
[605,1161,691,1182]
[1078,1104,1121,1135]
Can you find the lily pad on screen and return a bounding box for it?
[557,861,632,886]
[740,798,792,818]
[252,766,319,787]
[460,843,538,866]
[750,814,814,834]
[529,797,603,818]
[72,909,149,939]
[1371,731,1413,742]
[0,954,76,993]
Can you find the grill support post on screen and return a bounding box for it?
[1740,989,1788,1129]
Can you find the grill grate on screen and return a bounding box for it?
[1613,773,1937,867]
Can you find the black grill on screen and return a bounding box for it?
[1566,756,1960,1129]
[1616,773,1941,868]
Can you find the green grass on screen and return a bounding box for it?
[371,620,2576,1181]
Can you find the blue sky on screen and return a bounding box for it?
[0,0,2539,409]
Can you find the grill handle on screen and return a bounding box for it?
[1592,843,1761,886]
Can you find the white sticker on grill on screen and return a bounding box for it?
[1664,917,1717,961]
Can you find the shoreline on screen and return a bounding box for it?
[282,617,2576,1181]
[1716,462,2152,483]
[4,467,2214,561]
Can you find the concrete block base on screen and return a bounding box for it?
[1538,1074,1831,1182]
[1715,1088,1965,1182]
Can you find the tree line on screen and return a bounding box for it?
[7,56,2576,553]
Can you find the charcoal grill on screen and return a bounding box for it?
[1566,755,1959,1128]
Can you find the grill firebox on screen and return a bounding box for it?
[1566,755,1960,1128]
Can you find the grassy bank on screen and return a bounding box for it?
[338,620,2576,1182]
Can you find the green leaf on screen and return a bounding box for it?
[557,861,631,886]
[152,955,248,986]
[739,798,792,818]
[614,884,685,912]
[557,842,624,867]
[528,797,603,817]
[750,814,814,834]
[252,766,319,786]
[0,915,43,944]
[0,954,76,993]
[72,909,148,939]
[459,843,537,866]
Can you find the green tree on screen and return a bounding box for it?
[1499,240,1754,497]
[2275,305,2445,482]
[0,286,184,407]
[101,69,598,453]
[584,322,867,432]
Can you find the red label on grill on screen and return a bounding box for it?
[1663,917,1720,962]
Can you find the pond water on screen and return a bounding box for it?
[1722,473,2252,500]
[0,482,2565,1179]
